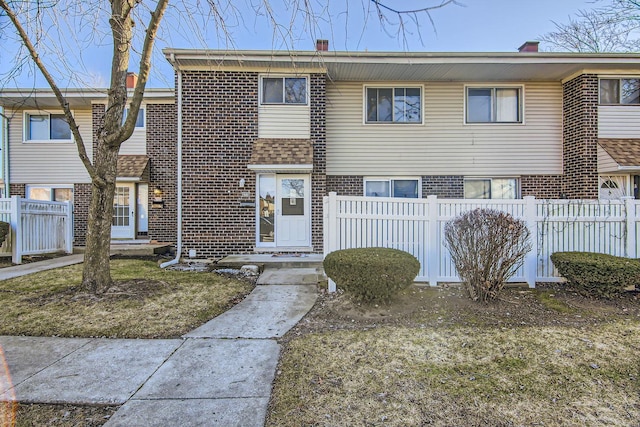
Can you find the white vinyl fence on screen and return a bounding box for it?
[323,193,640,289]
[0,196,73,263]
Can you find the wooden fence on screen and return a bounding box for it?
[323,193,640,289]
[0,196,74,263]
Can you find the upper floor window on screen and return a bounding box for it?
[364,178,420,198]
[261,77,307,105]
[24,111,72,142]
[466,87,522,123]
[123,107,145,128]
[366,87,421,123]
[464,178,518,199]
[599,78,640,105]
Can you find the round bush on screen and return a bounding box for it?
[551,251,640,298]
[323,247,420,303]
[0,222,8,245]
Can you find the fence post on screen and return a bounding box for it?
[326,192,338,293]
[65,201,74,254]
[623,197,636,258]
[524,196,537,288]
[427,195,439,287]
[10,195,22,264]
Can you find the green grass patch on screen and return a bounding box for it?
[535,290,576,314]
[0,259,253,338]
[268,322,640,426]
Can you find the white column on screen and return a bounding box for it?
[427,195,439,287]
[524,196,537,288]
[10,195,22,264]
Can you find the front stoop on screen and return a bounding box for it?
[256,267,320,286]
[217,253,323,269]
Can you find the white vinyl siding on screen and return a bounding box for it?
[8,107,93,183]
[258,74,310,138]
[258,104,310,138]
[326,81,562,176]
[597,144,621,173]
[598,105,640,138]
[118,127,147,154]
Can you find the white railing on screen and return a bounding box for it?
[323,193,640,289]
[0,196,74,263]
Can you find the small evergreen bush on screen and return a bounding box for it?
[323,247,420,303]
[550,252,640,298]
[444,209,531,302]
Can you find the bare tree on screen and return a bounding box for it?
[539,2,640,52]
[0,0,456,294]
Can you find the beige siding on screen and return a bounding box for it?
[8,107,93,183]
[258,104,310,138]
[326,81,563,176]
[597,145,620,173]
[598,106,640,138]
[119,127,146,155]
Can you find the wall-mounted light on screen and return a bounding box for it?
[153,186,163,202]
[239,178,246,188]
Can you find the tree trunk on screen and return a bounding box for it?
[82,146,119,294]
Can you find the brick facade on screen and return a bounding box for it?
[73,183,91,245]
[326,176,364,196]
[521,175,564,199]
[562,74,599,199]
[147,103,177,243]
[9,184,25,198]
[310,74,327,252]
[422,176,464,198]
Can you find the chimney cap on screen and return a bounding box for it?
[518,41,539,53]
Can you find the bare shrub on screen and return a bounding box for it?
[444,209,531,302]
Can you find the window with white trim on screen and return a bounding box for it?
[123,107,145,128]
[464,178,518,199]
[364,178,420,198]
[261,76,307,105]
[26,185,73,202]
[366,87,421,123]
[466,87,522,123]
[599,78,640,105]
[24,111,72,142]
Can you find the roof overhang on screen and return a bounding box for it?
[0,88,174,109]
[163,49,640,82]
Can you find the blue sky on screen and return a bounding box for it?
[0,0,602,88]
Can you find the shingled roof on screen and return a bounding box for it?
[248,139,313,169]
[117,155,150,181]
[598,139,640,167]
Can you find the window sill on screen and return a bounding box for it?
[22,140,74,144]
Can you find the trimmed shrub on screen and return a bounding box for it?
[0,222,8,245]
[323,247,420,303]
[444,208,531,302]
[550,252,640,298]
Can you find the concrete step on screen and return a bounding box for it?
[256,267,320,286]
[217,254,323,270]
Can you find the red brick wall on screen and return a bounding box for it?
[310,73,327,252]
[9,184,25,197]
[73,183,91,245]
[180,71,259,259]
[422,176,464,198]
[147,103,177,243]
[521,175,564,199]
[327,176,364,196]
[563,74,599,199]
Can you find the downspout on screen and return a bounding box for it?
[0,110,9,198]
[161,55,183,268]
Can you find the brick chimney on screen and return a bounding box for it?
[126,72,138,89]
[316,39,329,51]
[518,41,539,53]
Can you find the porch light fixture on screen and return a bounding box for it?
[152,186,164,208]
[239,178,246,188]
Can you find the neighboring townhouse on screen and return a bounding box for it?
[2,43,640,260]
[0,75,176,246]
[163,41,640,260]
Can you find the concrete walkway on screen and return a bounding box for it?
[0,254,84,281]
[0,266,319,426]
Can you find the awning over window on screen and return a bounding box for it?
[598,139,640,172]
[248,138,313,173]
[117,155,150,182]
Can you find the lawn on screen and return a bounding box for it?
[0,259,254,338]
[267,285,640,426]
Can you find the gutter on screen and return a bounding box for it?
[160,55,183,268]
[0,110,9,197]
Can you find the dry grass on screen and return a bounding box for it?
[14,404,118,427]
[0,259,253,338]
[268,322,640,426]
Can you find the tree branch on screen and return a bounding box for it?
[0,0,99,184]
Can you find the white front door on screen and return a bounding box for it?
[111,183,136,239]
[275,175,311,247]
